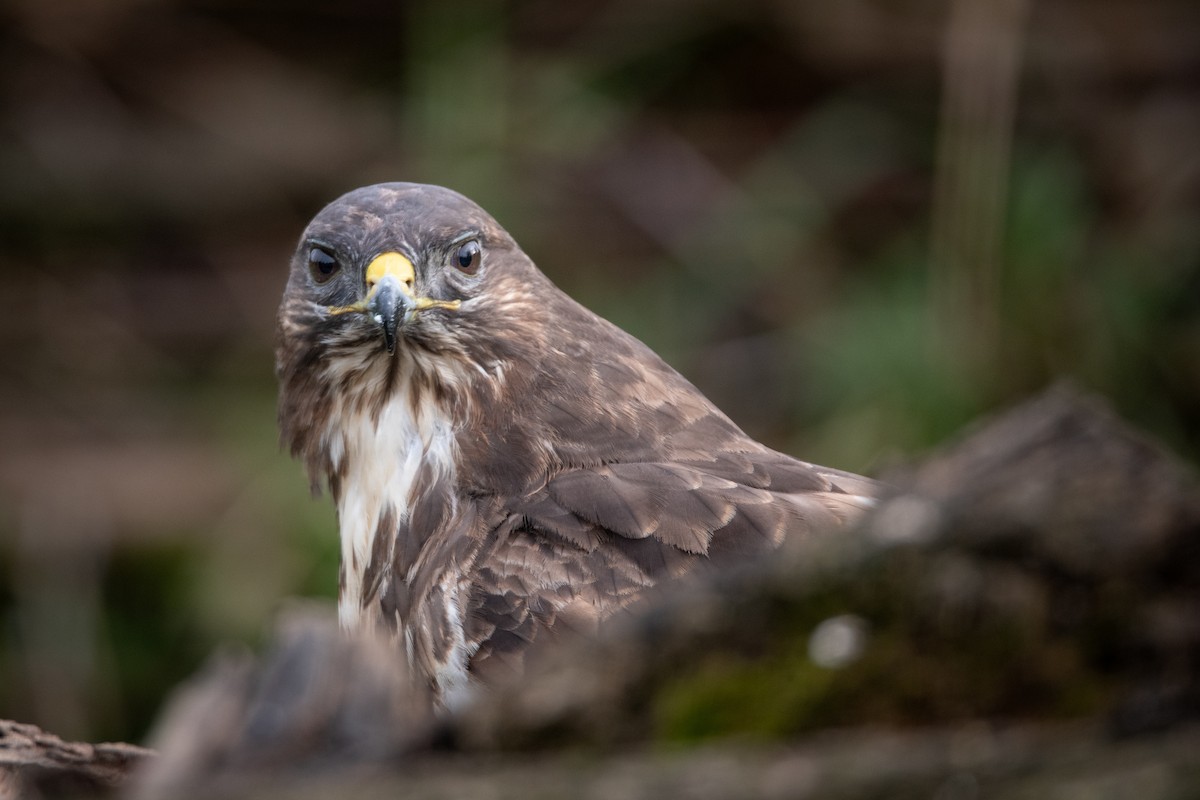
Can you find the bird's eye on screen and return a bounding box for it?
[308,247,340,283]
[454,240,481,275]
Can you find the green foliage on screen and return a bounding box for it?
[99,543,210,742]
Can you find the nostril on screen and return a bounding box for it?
[365,252,416,295]
[368,274,414,293]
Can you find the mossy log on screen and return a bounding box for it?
[6,386,1198,799]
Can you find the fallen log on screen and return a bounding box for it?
[6,386,1198,799]
[0,720,152,800]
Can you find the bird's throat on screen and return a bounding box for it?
[329,385,458,631]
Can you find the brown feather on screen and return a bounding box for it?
[275,182,879,706]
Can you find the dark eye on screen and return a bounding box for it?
[454,240,481,274]
[308,247,340,283]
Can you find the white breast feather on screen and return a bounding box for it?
[327,369,457,632]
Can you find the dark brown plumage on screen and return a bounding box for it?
[276,182,875,707]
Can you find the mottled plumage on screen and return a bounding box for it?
[276,183,875,707]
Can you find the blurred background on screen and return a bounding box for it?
[0,0,1197,745]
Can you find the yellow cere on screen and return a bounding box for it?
[366,252,415,289]
[327,251,461,315]
[414,297,461,312]
[327,301,367,316]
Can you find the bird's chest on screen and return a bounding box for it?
[330,392,457,632]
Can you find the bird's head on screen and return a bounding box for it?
[279,182,541,362]
[275,183,557,480]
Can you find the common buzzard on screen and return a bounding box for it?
[276,183,875,708]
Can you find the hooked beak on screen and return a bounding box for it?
[365,253,416,355]
[367,272,406,354]
[327,252,461,355]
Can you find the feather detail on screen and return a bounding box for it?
[275,182,881,708]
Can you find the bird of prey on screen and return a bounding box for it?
[276,183,875,708]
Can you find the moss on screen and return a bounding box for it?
[654,639,836,743]
[652,564,1122,745]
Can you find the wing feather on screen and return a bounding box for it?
[542,457,852,555]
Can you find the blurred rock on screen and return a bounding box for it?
[458,386,1200,749]
[125,386,1200,798]
[130,602,434,800]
